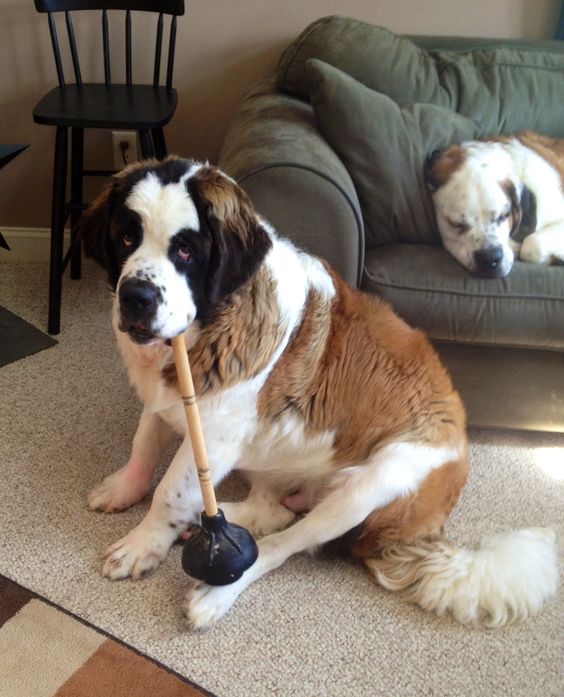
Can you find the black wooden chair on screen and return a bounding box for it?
[33,0,185,335]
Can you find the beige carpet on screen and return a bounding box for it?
[0,260,562,697]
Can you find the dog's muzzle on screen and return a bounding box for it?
[118,278,161,343]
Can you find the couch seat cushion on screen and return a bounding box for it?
[362,244,564,350]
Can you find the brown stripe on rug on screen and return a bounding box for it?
[55,640,204,697]
[0,573,34,626]
[0,575,211,697]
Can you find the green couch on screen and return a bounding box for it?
[218,16,564,432]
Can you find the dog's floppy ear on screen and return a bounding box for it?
[503,180,538,243]
[424,146,466,193]
[187,165,272,303]
[80,182,117,268]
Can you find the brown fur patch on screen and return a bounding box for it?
[349,455,469,558]
[163,267,286,395]
[426,145,467,189]
[256,286,333,428]
[189,165,261,249]
[80,184,115,266]
[258,269,466,465]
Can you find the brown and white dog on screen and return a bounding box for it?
[81,158,557,629]
[426,132,564,277]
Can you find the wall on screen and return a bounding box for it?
[0,0,560,229]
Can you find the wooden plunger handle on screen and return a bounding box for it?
[171,334,218,518]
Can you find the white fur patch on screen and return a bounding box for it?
[367,527,559,627]
[125,172,200,237]
[120,172,201,338]
[263,229,335,333]
[432,137,564,275]
[433,144,516,276]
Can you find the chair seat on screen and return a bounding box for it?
[33,84,177,129]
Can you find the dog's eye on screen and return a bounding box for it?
[497,212,510,224]
[177,245,191,262]
[452,221,470,234]
[122,233,134,249]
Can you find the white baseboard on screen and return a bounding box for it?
[0,227,70,263]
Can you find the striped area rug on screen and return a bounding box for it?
[0,574,212,697]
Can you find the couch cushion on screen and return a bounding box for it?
[307,59,480,246]
[278,15,564,137]
[362,244,564,350]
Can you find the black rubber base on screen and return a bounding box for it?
[181,509,258,586]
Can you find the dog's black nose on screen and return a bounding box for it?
[119,279,159,315]
[474,247,504,274]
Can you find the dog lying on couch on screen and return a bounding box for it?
[426,132,564,278]
[81,157,557,629]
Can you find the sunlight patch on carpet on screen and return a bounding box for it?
[533,447,564,481]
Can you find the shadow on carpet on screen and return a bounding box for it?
[0,306,57,367]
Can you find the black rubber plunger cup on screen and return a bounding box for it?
[181,509,258,585]
[171,334,258,586]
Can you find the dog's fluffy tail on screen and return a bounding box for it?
[364,528,558,627]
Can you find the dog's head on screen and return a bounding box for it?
[81,158,272,344]
[425,142,536,278]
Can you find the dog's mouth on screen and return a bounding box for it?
[121,322,159,345]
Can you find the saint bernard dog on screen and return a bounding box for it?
[426,131,564,277]
[81,157,557,629]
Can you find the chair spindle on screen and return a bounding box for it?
[166,15,177,89]
[125,10,132,86]
[102,9,111,86]
[153,13,164,87]
[65,11,83,87]
[47,12,65,89]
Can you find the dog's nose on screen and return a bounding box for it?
[474,247,504,274]
[119,279,159,315]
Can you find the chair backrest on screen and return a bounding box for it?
[34,1,185,89]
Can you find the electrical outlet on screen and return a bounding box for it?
[112,131,138,170]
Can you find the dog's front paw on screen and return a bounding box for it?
[520,235,550,264]
[88,465,152,513]
[102,523,174,580]
[182,580,244,630]
[220,501,296,539]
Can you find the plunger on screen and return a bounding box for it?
[171,333,258,585]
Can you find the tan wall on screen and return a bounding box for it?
[0,0,560,228]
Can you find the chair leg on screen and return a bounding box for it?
[48,126,68,335]
[139,129,155,159]
[70,127,84,280]
[151,128,167,160]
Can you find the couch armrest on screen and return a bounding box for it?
[218,77,364,286]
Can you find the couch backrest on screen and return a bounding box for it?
[277,15,564,138]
